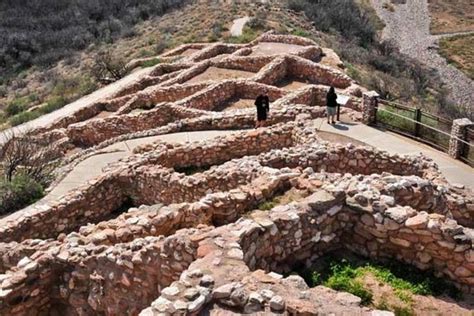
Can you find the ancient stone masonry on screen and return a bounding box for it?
[1,32,473,316]
[449,118,473,159]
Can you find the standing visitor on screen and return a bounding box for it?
[326,86,338,124]
[255,89,270,128]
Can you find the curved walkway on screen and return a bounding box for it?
[0,130,240,221]
[316,119,474,189]
[369,0,474,114]
[230,16,250,37]
[41,121,474,202]
[2,122,472,222]
[48,130,241,199]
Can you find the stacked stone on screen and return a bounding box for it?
[448,118,473,159]
[159,60,213,87]
[187,43,245,63]
[53,232,199,315]
[0,239,59,273]
[159,43,210,58]
[115,81,210,114]
[65,102,204,146]
[214,54,274,72]
[253,56,288,85]
[0,251,55,315]
[287,55,354,89]
[0,171,126,242]
[252,31,319,47]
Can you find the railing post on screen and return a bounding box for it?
[448,118,473,159]
[362,91,379,125]
[414,108,421,137]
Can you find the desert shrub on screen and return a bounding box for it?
[91,50,128,83]
[226,27,260,44]
[0,174,44,215]
[40,96,67,114]
[0,0,190,76]
[287,0,376,47]
[9,111,41,126]
[141,58,161,68]
[0,130,61,213]
[0,85,6,97]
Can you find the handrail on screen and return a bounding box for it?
[380,99,453,125]
[377,108,473,147]
[379,100,414,112]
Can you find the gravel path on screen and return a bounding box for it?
[370,0,473,116]
[230,16,250,37]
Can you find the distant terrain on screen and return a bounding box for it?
[428,0,474,34]
[439,34,474,80]
[0,0,471,129]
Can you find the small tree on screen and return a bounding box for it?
[0,130,58,185]
[91,50,128,84]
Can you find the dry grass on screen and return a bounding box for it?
[428,0,474,34]
[439,34,474,80]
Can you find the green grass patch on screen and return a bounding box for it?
[226,27,260,44]
[294,255,461,312]
[257,188,307,211]
[141,58,161,68]
[439,34,474,80]
[291,27,311,38]
[9,111,41,126]
[5,94,38,116]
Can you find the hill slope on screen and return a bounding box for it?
[0,0,468,129]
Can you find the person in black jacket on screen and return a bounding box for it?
[326,86,338,124]
[255,90,270,128]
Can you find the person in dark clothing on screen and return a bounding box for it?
[255,90,270,128]
[326,86,338,124]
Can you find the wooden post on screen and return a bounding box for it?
[336,104,341,121]
[414,108,421,137]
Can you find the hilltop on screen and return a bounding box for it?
[0,0,468,130]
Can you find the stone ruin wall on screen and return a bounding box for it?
[1,32,473,316]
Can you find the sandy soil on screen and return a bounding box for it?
[250,42,306,56]
[362,274,474,316]
[428,0,474,34]
[217,98,255,112]
[185,67,255,84]
[180,48,201,57]
[276,78,311,91]
[91,111,115,120]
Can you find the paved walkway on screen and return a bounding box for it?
[48,130,241,199]
[2,122,473,221]
[315,119,474,189]
[230,16,250,37]
[0,130,240,221]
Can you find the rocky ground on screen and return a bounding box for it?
[370,0,474,117]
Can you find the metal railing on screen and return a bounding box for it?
[373,100,474,167]
[375,100,453,153]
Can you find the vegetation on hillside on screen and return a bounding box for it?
[428,0,474,34]
[0,0,189,76]
[0,132,59,215]
[439,34,474,80]
[0,0,468,129]
[286,0,461,119]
